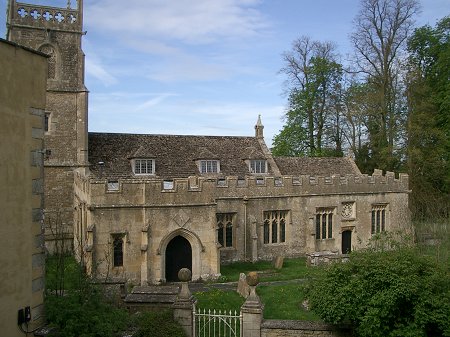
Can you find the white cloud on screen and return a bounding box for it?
[135,93,178,111]
[85,58,118,86]
[85,0,269,45]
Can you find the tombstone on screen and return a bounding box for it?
[237,272,250,298]
[272,256,284,270]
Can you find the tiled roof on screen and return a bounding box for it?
[88,133,271,179]
[274,156,361,176]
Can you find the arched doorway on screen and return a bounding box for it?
[342,230,352,254]
[165,235,192,282]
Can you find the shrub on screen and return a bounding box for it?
[306,247,450,337]
[45,289,128,337]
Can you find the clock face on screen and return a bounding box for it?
[341,203,353,218]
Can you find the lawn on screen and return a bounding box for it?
[194,257,321,320]
[219,257,319,282]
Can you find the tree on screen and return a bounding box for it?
[340,80,372,170]
[306,243,450,337]
[350,0,420,172]
[274,37,344,156]
[406,16,450,219]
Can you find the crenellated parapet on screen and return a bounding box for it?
[84,171,410,208]
[9,1,82,32]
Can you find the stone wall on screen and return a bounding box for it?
[261,320,350,337]
[8,0,89,252]
[0,39,47,337]
[74,170,410,285]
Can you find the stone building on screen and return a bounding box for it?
[0,38,46,337]
[75,125,410,285]
[6,0,410,286]
[6,0,88,252]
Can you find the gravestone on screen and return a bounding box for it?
[237,272,250,298]
[272,256,284,269]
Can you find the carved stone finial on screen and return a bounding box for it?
[242,271,262,311]
[255,115,264,139]
[246,271,259,286]
[177,268,193,300]
[178,268,192,282]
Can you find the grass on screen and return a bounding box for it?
[193,284,320,321]
[258,284,320,320]
[219,257,319,282]
[194,257,322,320]
[194,288,245,312]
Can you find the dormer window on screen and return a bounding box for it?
[250,160,267,174]
[199,160,220,174]
[132,158,155,175]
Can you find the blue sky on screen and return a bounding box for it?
[1,0,448,145]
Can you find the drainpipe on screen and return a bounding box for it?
[243,196,248,261]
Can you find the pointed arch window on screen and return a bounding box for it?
[112,236,124,267]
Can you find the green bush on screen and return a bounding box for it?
[46,255,129,337]
[132,310,187,337]
[46,254,85,291]
[45,289,128,337]
[306,247,450,337]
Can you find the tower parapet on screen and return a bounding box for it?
[8,1,83,34]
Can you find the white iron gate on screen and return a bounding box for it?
[193,306,242,337]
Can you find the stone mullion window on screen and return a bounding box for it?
[263,211,287,244]
[371,205,388,234]
[315,208,334,240]
[272,218,278,243]
[217,213,233,248]
[263,219,270,244]
[280,217,286,242]
[328,213,333,239]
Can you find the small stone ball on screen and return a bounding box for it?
[246,271,259,286]
[178,268,192,282]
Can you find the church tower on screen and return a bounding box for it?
[7,0,88,251]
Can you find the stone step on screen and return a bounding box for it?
[124,285,180,311]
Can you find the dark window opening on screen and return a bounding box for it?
[113,236,123,267]
[217,213,233,248]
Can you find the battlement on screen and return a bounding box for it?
[9,1,82,32]
[77,170,409,207]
